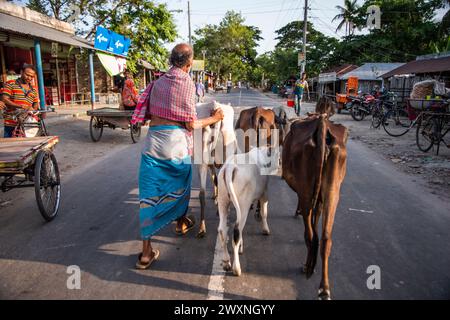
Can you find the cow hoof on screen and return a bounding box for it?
[233,268,242,277]
[318,289,331,300]
[196,230,206,238]
[222,261,232,272]
[262,229,271,236]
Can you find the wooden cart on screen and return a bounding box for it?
[0,136,61,221]
[86,108,141,143]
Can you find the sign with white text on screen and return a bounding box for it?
[94,26,130,57]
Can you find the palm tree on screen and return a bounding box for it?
[332,0,360,36]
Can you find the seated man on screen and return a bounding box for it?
[0,64,39,137]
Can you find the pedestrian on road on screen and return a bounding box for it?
[121,70,139,110]
[226,79,232,93]
[294,72,310,116]
[0,64,39,138]
[131,43,224,270]
[195,80,205,103]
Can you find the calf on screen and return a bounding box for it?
[217,146,278,276]
[315,96,336,118]
[194,101,236,237]
[282,114,348,300]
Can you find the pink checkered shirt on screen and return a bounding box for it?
[149,67,197,122]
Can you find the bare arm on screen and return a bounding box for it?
[1,94,22,109]
[185,108,224,131]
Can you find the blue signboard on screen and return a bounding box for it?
[122,38,131,57]
[94,26,110,51]
[94,27,131,57]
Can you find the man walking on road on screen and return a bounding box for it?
[132,43,224,270]
[294,72,310,116]
[226,79,232,93]
[195,80,205,103]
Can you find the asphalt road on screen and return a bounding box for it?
[0,88,449,300]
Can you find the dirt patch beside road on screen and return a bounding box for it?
[0,116,143,207]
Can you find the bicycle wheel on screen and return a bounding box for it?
[89,116,103,142]
[351,102,366,121]
[383,108,411,137]
[130,122,141,143]
[37,120,48,136]
[34,150,61,221]
[416,116,437,152]
[371,105,383,128]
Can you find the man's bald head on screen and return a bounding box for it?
[170,43,194,69]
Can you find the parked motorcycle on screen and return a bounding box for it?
[350,93,376,121]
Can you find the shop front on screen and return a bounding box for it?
[0,2,93,109]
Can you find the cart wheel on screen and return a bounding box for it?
[130,122,141,143]
[89,116,103,142]
[34,150,61,222]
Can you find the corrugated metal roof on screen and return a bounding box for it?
[0,12,93,49]
[322,64,359,77]
[340,63,405,80]
[380,56,450,78]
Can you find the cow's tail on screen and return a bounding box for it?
[224,166,242,245]
[312,115,327,209]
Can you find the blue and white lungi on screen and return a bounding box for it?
[138,125,192,240]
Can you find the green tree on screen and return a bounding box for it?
[332,0,361,36]
[193,11,262,83]
[327,0,448,65]
[25,0,177,72]
[274,21,339,77]
[26,0,49,16]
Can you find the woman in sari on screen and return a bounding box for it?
[121,71,139,110]
[133,43,223,269]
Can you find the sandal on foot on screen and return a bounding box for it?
[175,216,195,235]
[135,249,160,270]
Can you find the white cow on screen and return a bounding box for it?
[216,146,278,276]
[194,101,237,237]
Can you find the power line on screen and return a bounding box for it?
[191,8,300,16]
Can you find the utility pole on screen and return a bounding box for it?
[301,0,308,74]
[188,1,192,46]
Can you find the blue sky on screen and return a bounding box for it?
[164,0,449,56]
[12,0,449,56]
[163,0,358,54]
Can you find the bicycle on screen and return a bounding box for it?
[7,108,49,138]
[413,99,449,155]
[370,93,397,129]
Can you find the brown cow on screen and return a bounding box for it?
[235,107,285,152]
[315,96,336,118]
[282,114,348,300]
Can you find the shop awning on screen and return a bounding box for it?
[0,12,93,49]
[97,52,127,76]
[380,56,450,79]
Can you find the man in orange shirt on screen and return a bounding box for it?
[0,65,39,137]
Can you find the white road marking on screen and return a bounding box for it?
[207,234,226,300]
[349,208,374,214]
